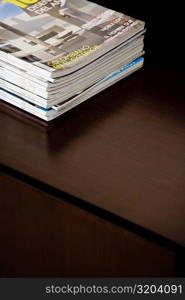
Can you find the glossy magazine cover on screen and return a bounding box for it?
[0,0,144,73]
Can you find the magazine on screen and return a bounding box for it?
[0,57,144,120]
[0,0,145,80]
[0,0,145,121]
[0,36,144,103]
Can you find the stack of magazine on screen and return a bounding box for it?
[0,0,145,121]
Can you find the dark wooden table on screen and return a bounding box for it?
[0,62,185,277]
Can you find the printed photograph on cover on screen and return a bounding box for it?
[0,0,144,72]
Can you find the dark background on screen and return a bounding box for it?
[94,0,183,68]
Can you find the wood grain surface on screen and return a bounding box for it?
[1,64,185,247]
[1,173,181,277]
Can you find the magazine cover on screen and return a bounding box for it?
[0,0,144,76]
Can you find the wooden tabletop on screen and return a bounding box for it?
[0,62,185,248]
